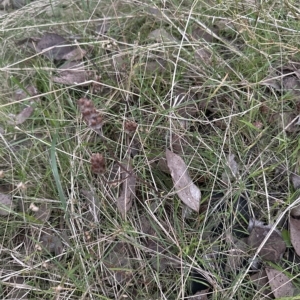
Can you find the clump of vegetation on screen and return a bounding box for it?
[1,0,300,299]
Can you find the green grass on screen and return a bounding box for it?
[1,0,300,299]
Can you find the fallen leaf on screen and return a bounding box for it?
[250,269,272,298]
[80,188,101,222]
[225,238,248,273]
[8,85,40,125]
[221,154,239,184]
[116,161,136,218]
[9,106,34,125]
[40,231,63,256]
[14,85,39,101]
[0,192,14,216]
[247,219,286,262]
[265,267,294,298]
[104,242,133,284]
[166,149,201,212]
[269,112,300,133]
[261,62,300,97]
[291,173,300,190]
[95,18,110,35]
[0,0,11,9]
[147,239,170,272]
[90,153,106,174]
[148,28,177,43]
[192,289,210,300]
[52,61,89,85]
[191,24,218,43]
[35,33,77,61]
[34,202,52,222]
[289,217,300,256]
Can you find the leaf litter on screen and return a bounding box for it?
[247,219,286,263]
[34,32,86,61]
[116,160,136,219]
[166,149,201,212]
[8,85,40,125]
[0,192,14,216]
[265,267,295,298]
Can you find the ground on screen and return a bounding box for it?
[0,0,300,299]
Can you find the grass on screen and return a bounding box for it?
[1,0,300,299]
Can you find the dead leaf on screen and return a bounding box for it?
[225,238,248,273]
[265,267,294,298]
[191,24,218,43]
[40,231,63,256]
[166,149,201,212]
[289,217,300,256]
[35,33,78,61]
[269,112,300,133]
[95,18,110,35]
[221,154,239,184]
[148,28,177,43]
[247,220,286,262]
[116,161,136,218]
[34,202,52,222]
[291,173,300,190]
[104,242,133,284]
[14,85,39,101]
[9,106,34,125]
[261,62,300,97]
[250,269,272,298]
[192,289,210,300]
[80,188,101,222]
[52,61,89,85]
[8,85,40,125]
[0,192,14,216]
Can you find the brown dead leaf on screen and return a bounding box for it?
[34,202,52,222]
[104,242,133,284]
[247,220,286,262]
[261,62,300,97]
[291,173,300,190]
[52,61,89,85]
[116,161,136,218]
[269,112,300,133]
[250,269,272,298]
[80,188,101,222]
[35,33,77,61]
[9,106,34,125]
[225,238,248,273]
[289,217,300,256]
[166,149,201,212]
[221,154,239,184]
[8,85,40,125]
[14,85,39,101]
[148,28,177,43]
[265,267,294,298]
[40,231,63,256]
[192,289,210,300]
[0,192,14,216]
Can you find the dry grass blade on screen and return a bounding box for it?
[166,149,201,212]
[116,160,136,219]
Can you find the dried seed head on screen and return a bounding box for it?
[124,120,138,134]
[91,153,106,174]
[77,98,103,131]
